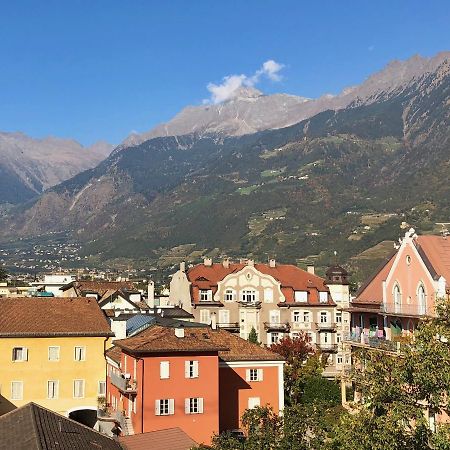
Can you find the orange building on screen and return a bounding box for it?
[106,317,284,444]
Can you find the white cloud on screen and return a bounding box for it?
[205,59,285,104]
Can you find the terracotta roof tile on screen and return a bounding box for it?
[187,263,330,304]
[61,280,136,297]
[0,297,113,337]
[119,427,196,450]
[106,345,122,364]
[415,235,450,287]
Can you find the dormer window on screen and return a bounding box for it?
[319,292,328,303]
[199,290,212,302]
[294,291,308,302]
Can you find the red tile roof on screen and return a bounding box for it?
[0,297,113,337]
[61,280,136,297]
[119,428,196,450]
[416,235,450,287]
[187,262,331,304]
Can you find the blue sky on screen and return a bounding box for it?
[0,0,449,146]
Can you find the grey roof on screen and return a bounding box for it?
[126,315,155,336]
[0,402,123,450]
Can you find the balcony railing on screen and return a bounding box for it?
[292,321,312,330]
[264,322,290,332]
[381,303,433,317]
[316,322,337,331]
[110,372,137,394]
[343,332,409,353]
[217,322,240,332]
[317,343,338,352]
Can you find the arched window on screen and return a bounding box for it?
[417,283,426,315]
[393,284,401,313]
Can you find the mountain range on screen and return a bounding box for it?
[0,52,449,280]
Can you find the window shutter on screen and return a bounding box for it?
[245,369,250,382]
[160,361,170,379]
[155,400,160,415]
[185,398,190,414]
[23,348,28,361]
[169,399,175,415]
[194,361,199,378]
[185,361,190,378]
[198,398,204,414]
[258,369,264,381]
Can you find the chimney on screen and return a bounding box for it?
[222,258,230,269]
[247,259,254,267]
[175,327,185,338]
[147,281,155,308]
[211,312,217,330]
[204,258,213,267]
[180,261,186,272]
[269,259,276,268]
[307,265,315,275]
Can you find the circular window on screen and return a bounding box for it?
[246,272,252,280]
[406,255,411,265]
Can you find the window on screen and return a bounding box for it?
[393,284,401,310]
[224,289,234,302]
[48,346,60,361]
[185,360,199,378]
[336,311,342,324]
[185,397,204,414]
[199,290,210,302]
[74,346,85,361]
[155,399,174,416]
[319,292,328,303]
[73,380,85,398]
[293,311,301,322]
[98,381,106,395]
[269,310,280,324]
[294,291,308,302]
[219,309,230,324]
[242,290,256,303]
[320,312,328,323]
[270,332,280,345]
[336,333,342,343]
[418,283,426,315]
[248,397,260,409]
[160,361,170,379]
[306,332,314,343]
[303,311,310,323]
[337,355,343,365]
[12,347,28,362]
[47,381,59,399]
[11,381,23,400]
[199,309,210,324]
[246,368,263,382]
[264,288,274,303]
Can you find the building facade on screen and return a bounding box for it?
[169,259,350,376]
[0,297,112,423]
[106,320,284,444]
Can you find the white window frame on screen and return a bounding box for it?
[294,291,308,302]
[47,380,59,399]
[319,291,328,303]
[74,346,86,361]
[98,381,106,396]
[246,368,263,382]
[48,346,60,361]
[160,361,170,379]
[248,397,260,409]
[185,360,199,378]
[320,311,328,323]
[11,381,23,400]
[270,332,280,345]
[224,289,234,302]
[73,379,85,398]
[199,309,210,324]
[185,397,204,414]
[264,288,274,303]
[336,311,342,323]
[155,398,174,416]
[12,347,28,362]
[293,311,301,323]
[199,289,211,302]
[303,311,311,323]
[219,309,230,324]
[241,289,256,303]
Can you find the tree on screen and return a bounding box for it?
[0,266,7,281]
[333,298,450,449]
[248,326,259,345]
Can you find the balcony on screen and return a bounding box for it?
[343,332,409,353]
[381,303,433,317]
[292,321,312,330]
[110,372,137,395]
[264,322,290,332]
[217,322,240,332]
[238,300,262,308]
[317,343,338,353]
[315,322,337,331]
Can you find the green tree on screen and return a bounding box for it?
[0,266,7,281]
[248,326,259,345]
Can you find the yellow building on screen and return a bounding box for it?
[0,297,112,425]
